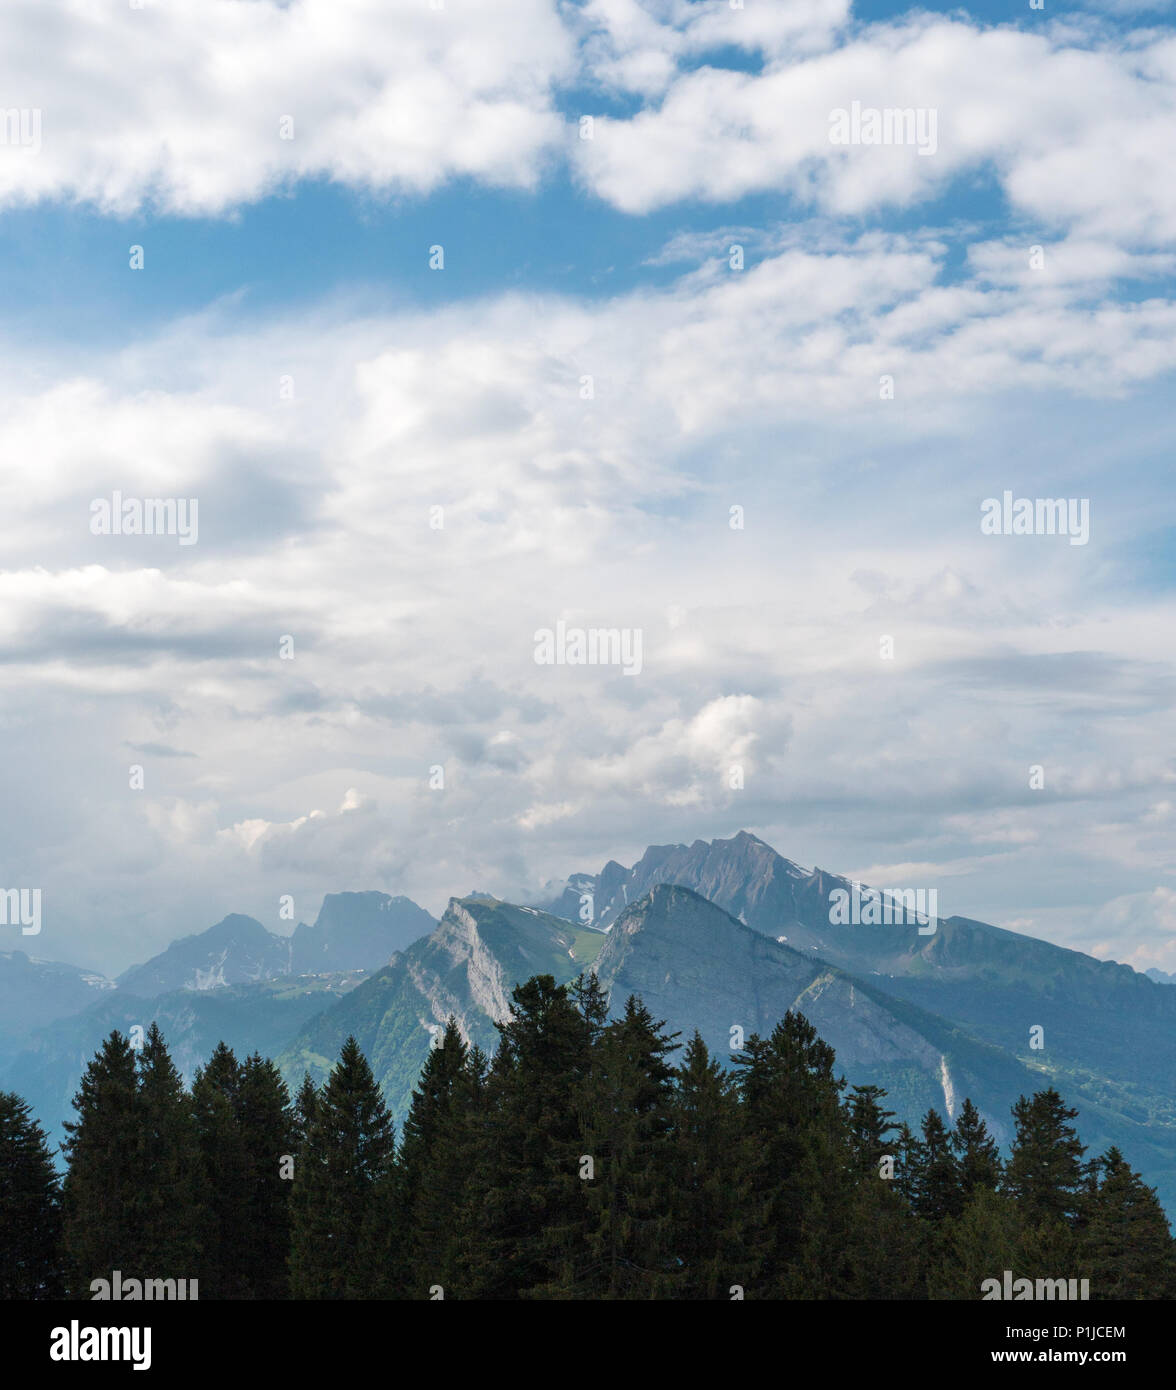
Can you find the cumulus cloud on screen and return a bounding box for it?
[0,0,1173,269]
[0,223,1172,969]
[1,1,1175,972]
[0,0,573,215]
[573,16,1176,254]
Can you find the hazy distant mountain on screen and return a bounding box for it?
[2,970,368,1150]
[1147,968,1176,985]
[116,894,437,998]
[279,897,604,1121]
[117,914,292,995]
[289,892,435,974]
[4,890,437,1152]
[0,950,113,1062]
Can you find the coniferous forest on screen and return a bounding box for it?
[1,973,1172,1302]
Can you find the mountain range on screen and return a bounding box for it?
[0,891,436,1146]
[5,831,1176,1213]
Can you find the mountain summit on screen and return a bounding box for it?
[117,914,289,995]
[289,892,435,974]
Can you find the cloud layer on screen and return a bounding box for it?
[1,221,1174,971]
[1,0,1174,976]
[0,0,1173,260]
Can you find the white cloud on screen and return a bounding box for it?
[0,0,573,215]
[0,219,1174,967]
[0,0,1172,272]
[574,17,1176,253]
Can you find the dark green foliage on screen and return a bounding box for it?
[237,1054,297,1297]
[473,975,596,1299]
[911,1108,963,1222]
[847,1084,898,1175]
[953,1097,1002,1196]
[375,1019,484,1299]
[293,1071,318,1150]
[928,1186,1024,1299]
[288,1036,395,1298]
[0,1091,62,1297]
[191,1043,248,1297]
[1004,1087,1087,1225]
[5,980,1172,1301]
[61,1030,151,1293]
[665,1034,760,1298]
[134,1023,203,1279]
[567,995,679,1298]
[193,1045,295,1298]
[1080,1147,1176,1299]
[735,1011,857,1296]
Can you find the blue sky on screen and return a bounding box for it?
[3,0,1171,343]
[1,0,1175,975]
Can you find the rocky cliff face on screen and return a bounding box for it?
[278,897,604,1121]
[549,831,1176,1100]
[592,883,1025,1140]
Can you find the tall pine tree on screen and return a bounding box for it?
[735,1011,856,1297]
[1081,1147,1176,1299]
[289,1036,395,1298]
[0,1090,62,1298]
[134,1023,203,1280]
[1004,1088,1086,1226]
[62,1031,142,1294]
[665,1033,759,1299]
[472,975,594,1299]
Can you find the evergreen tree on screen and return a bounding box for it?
[928,1186,1024,1299]
[191,1044,249,1297]
[1081,1147,1176,1299]
[952,1097,1002,1196]
[292,1072,318,1152]
[382,1018,469,1298]
[911,1109,963,1222]
[472,975,594,1299]
[237,1053,295,1298]
[841,1163,927,1300]
[568,996,679,1298]
[399,1021,469,1186]
[665,1033,759,1299]
[62,1031,142,1293]
[1004,1088,1086,1226]
[847,1084,898,1176]
[735,1011,855,1297]
[134,1023,203,1279]
[0,1090,62,1298]
[892,1121,922,1209]
[399,1033,489,1299]
[289,1036,395,1298]
[839,1086,925,1299]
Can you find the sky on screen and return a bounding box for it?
[1,0,1175,976]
